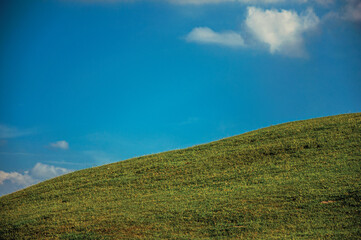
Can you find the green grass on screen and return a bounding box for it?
[0,113,360,239]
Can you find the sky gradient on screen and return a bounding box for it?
[0,0,360,196]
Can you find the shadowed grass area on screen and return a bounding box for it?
[0,113,360,239]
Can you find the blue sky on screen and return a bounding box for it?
[0,0,360,196]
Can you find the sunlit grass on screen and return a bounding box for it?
[0,113,360,239]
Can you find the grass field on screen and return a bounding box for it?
[0,113,360,239]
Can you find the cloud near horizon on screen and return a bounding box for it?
[186,27,245,47]
[0,163,72,196]
[49,140,69,150]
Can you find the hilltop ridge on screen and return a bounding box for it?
[0,113,360,239]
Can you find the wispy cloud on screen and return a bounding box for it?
[186,27,245,47]
[179,117,200,126]
[84,131,178,161]
[314,0,334,6]
[49,140,69,150]
[0,152,39,156]
[0,125,35,139]
[323,0,361,23]
[44,161,84,166]
[342,0,361,22]
[245,7,319,57]
[83,150,117,166]
[0,163,72,196]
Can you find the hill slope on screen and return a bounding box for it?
[0,113,360,239]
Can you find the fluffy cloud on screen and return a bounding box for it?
[30,163,71,179]
[0,163,72,196]
[50,140,69,150]
[0,125,34,139]
[186,7,319,57]
[0,171,36,186]
[245,7,319,56]
[186,27,245,47]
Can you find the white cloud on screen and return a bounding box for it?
[49,140,69,150]
[0,125,34,139]
[186,27,245,47]
[0,163,72,196]
[0,171,36,186]
[245,7,319,56]
[30,163,71,179]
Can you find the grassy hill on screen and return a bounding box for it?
[0,113,360,239]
